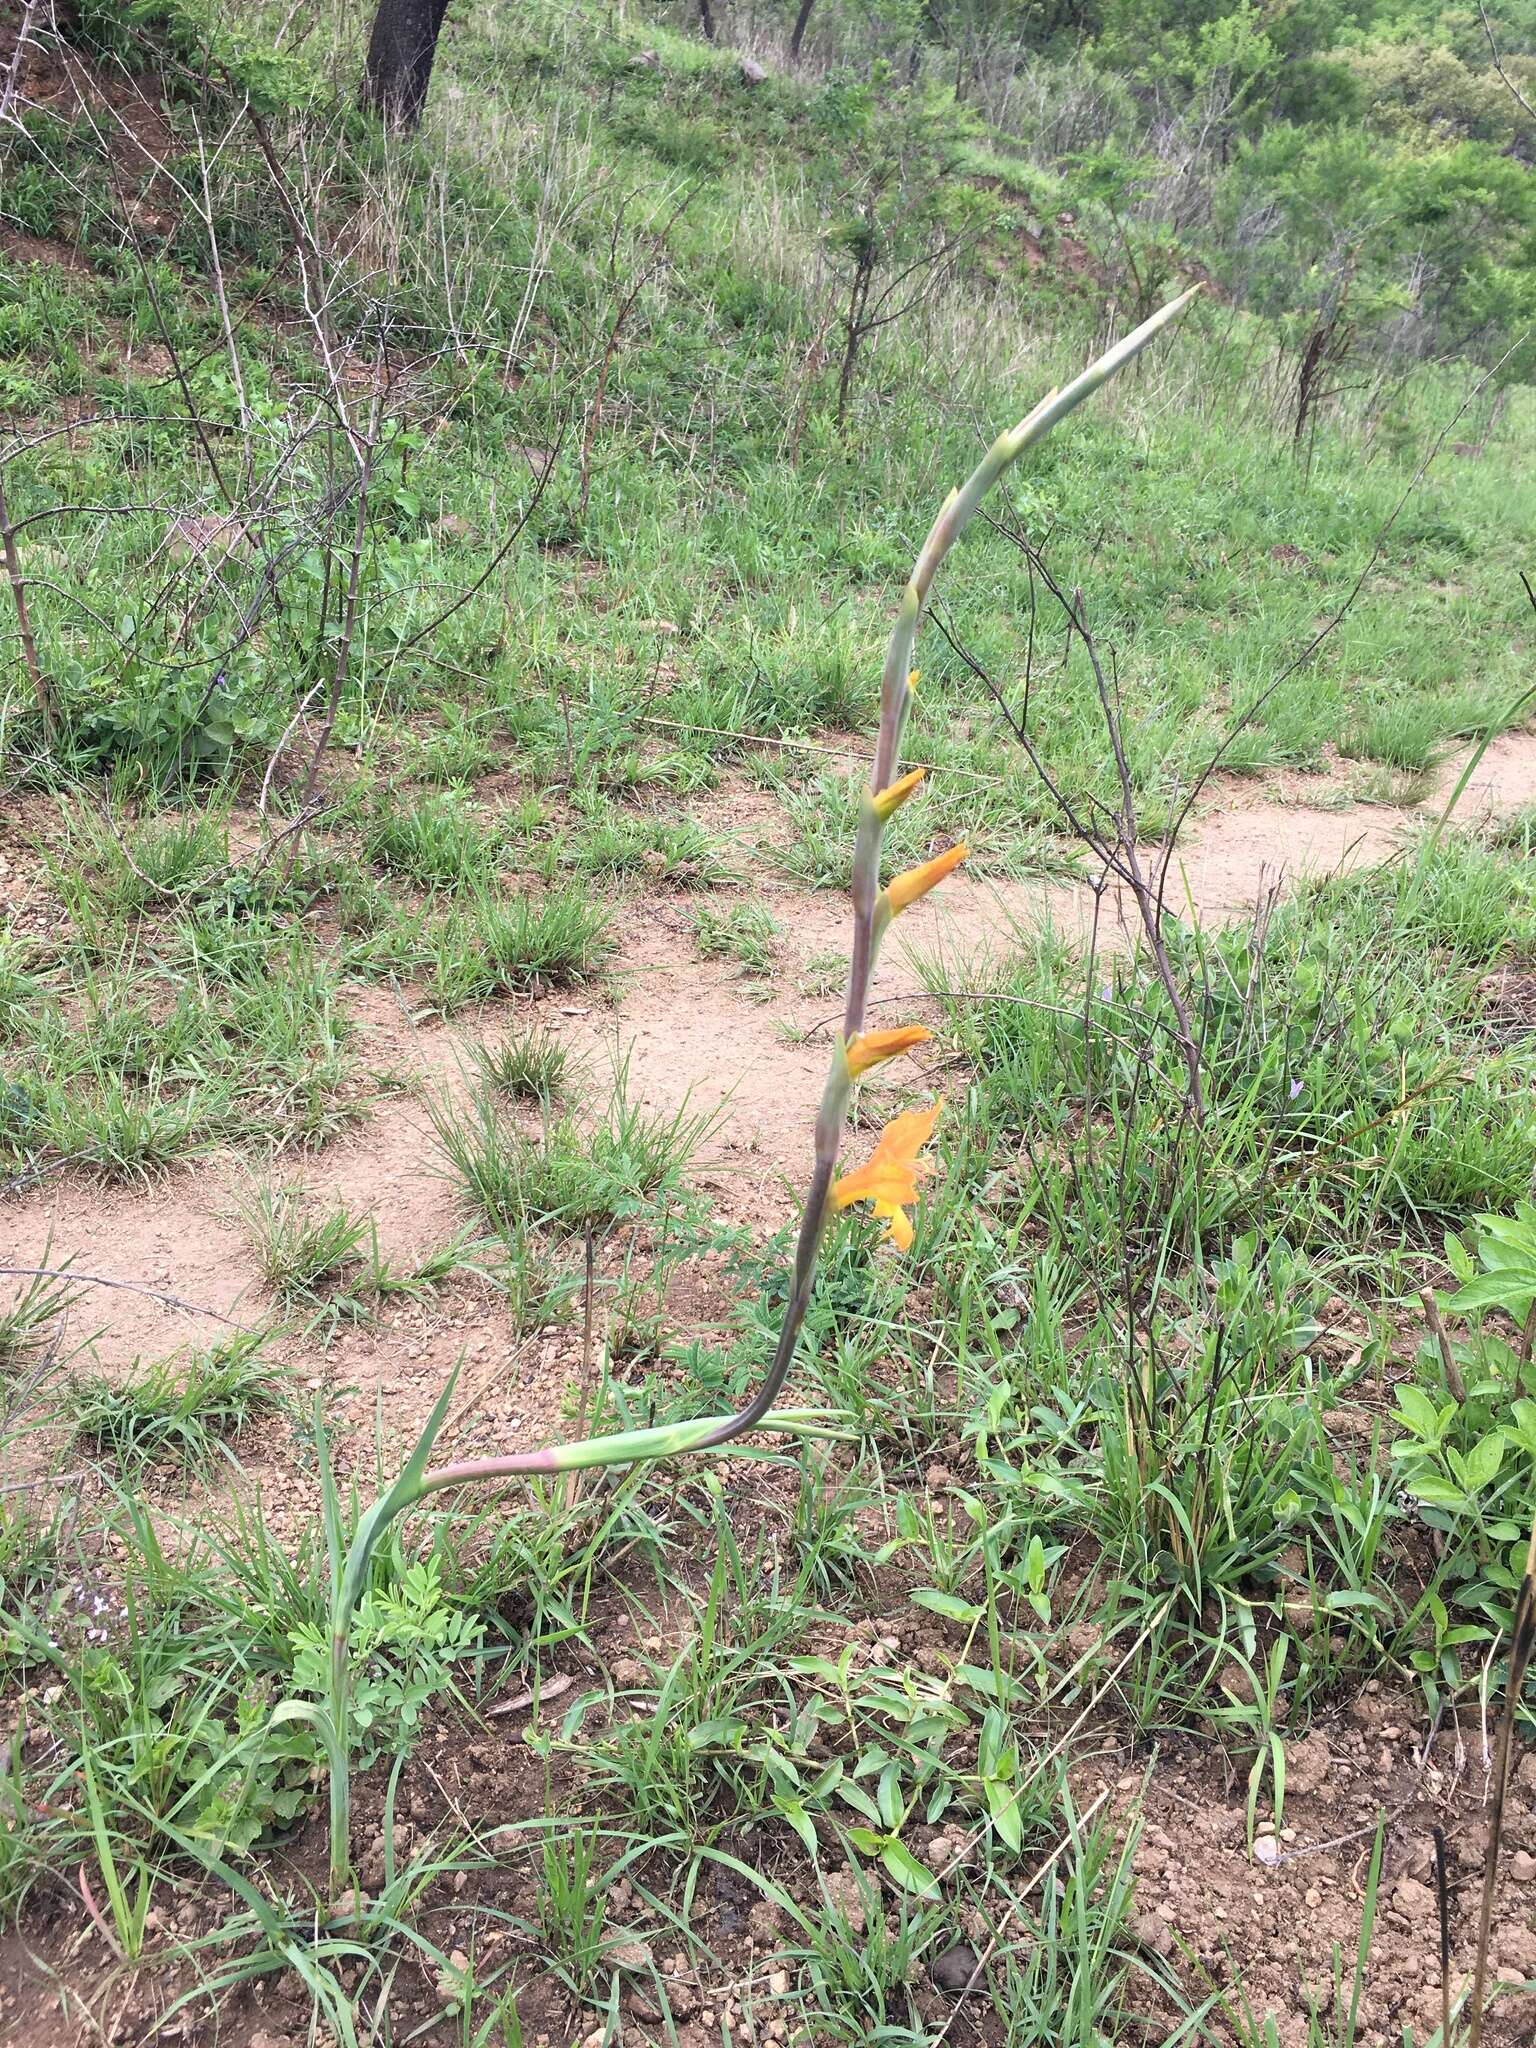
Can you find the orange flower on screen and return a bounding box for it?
[886,842,968,914]
[871,766,927,822]
[831,1100,942,1251]
[844,1025,932,1077]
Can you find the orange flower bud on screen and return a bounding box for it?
[886,842,968,915]
[845,1026,932,1077]
[870,767,927,822]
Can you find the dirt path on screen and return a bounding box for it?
[4,733,1534,1445]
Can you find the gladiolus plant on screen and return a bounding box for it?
[289,287,1199,1900]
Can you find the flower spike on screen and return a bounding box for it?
[293,291,1199,1916]
[886,842,968,915]
[845,1025,932,1077]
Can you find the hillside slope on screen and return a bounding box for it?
[5,3,1536,2045]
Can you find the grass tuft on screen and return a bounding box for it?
[0,1266,81,1373]
[71,1333,282,1470]
[471,1027,575,1103]
[694,901,779,974]
[234,1180,376,1307]
[428,888,613,1009]
[430,1060,713,1236]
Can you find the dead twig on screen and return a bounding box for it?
[385,415,564,665]
[931,1789,1111,2043]
[195,111,255,456]
[0,467,55,741]
[931,570,1206,1127]
[287,342,387,869]
[565,1229,598,1511]
[1467,1512,1536,2047]
[1421,1286,1468,1403]
[1480,1,1536,122]
[0,1268,244,1325]
[1518,1300,1536,1404]
[578,186,696,519]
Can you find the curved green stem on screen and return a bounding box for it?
[313,289,1198,1902]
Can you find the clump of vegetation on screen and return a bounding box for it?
[0,1267,79,1374]
[428,889,614,1008]
[471,1027,575,1103]
[235,1181,379,1308]
[561,807,737,888]
[361,793,503,890]
[693,900,779,974]
[430,1066,715,1237]
[71,1334,283,1471]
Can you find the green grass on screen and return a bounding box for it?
[470,1027,576,1103]
[559,803,738,888]
[693,899,779,973]
[3,931,360,1180]
[429,1062,714,1236]
[0,1266,81,1374]
[48,798,235,922]
[232,1178,465,1325]
[71,1334,283,1471]
[234,1180,379,1306]
[360,791,503,890]
[3,0,1536,2037]
[426,888,614,1009]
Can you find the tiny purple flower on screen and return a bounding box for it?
[1288,1078,1304,1101]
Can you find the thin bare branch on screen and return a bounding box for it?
[0,1268,245,1324]
[0,467,55,741]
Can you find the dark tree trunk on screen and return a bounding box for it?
[835,243,874,426]
[1292,321,1330,447]
[362,0,450,129]
[789,0,815,61]
[698,0,717,39]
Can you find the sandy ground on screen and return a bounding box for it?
[7,731,1534,1401]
